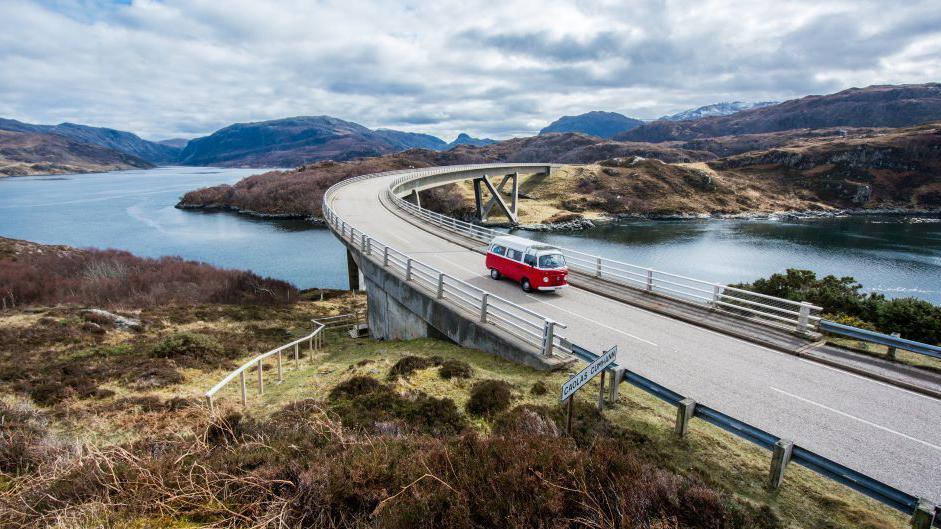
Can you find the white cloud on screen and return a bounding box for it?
[0,0,938,141]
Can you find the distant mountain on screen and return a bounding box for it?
[447,133,497,148]
[539,111,644,139]
[660,101,778,121]
[157,138,190,149]
[179,116,437,167]
[616,84,941,142]
[0,129,154,176]
[0,118,179,164]
[372,129,447,150]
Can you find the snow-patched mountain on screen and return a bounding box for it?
[660,101,778,122]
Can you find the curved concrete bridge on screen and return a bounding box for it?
[324,164,941,507]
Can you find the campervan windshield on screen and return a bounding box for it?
[538,254,566,269]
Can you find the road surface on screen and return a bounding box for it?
[329,171,941,503]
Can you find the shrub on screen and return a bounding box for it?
[151,333,224,365]
[329,375,388,400]
[401,396,467,436]
[438,358,473,379]
[466,379,513,416]
[0,398,66,472]
[872,297,941,344]
[822,312,877,331]
[387,355,440,379]
[735,269,941,345]
[0,246,299,309]
[493,405,560,437]
[530,380,548,395]
[328,376,467,435]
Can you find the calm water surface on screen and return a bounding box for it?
[1,167,939,303]
[524,217,941,304]
[0,167,348,289]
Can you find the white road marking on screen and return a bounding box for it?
[769,386,941,452]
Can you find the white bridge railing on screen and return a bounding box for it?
[384,166,822,335]
[323,166,571,358]
[205,322,326,411]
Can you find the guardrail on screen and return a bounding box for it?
[322,166,571,358]
[820,320,941,360]
[317,311,367,330]
[384,169,823,335]
[569,343,940,528]
[204,322,326,411]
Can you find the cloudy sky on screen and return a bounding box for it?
[1,0,939,141]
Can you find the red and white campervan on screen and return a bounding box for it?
[485,235,568,292]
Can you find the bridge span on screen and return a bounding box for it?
[324,164,940,508]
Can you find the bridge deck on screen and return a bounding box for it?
[329,171,941,504]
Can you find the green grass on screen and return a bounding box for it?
[828,336,941,375]
[209,334,910,529]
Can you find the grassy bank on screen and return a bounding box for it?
[1,304,910,527]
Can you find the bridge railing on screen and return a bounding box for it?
[385,168,822,335]
[323,167,571,358]
[570,342,940,528]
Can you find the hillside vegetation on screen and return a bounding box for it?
[0,129,153,176]
[179,122,941,224]
[0,237,297,308]
[0,238,915,527]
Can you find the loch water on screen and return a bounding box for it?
[1,167,939,303]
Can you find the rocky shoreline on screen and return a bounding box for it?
[507,207,941,232]
[175,199,940,234]
[174,202,325,224]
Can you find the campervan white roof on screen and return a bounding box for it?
[491,235,559,253]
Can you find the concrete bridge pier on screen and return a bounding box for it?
[346,249,363,291]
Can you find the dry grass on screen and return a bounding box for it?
[0,296,912,528]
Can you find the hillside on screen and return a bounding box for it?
[0,129,154,176]
[176,133,716,217]
[0,118,179,164]
[373,128,448,150]
[419,122,941,224]
[0,237,913,529]
[617,84,941,142]
[179,116,457,167]
[447,132,497,147]
[539,111,645,138]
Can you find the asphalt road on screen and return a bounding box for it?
[330,172,941,504]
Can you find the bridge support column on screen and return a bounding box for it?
[406,189,421,208]
[346,249,361,291]
[365,273,436,341]
[473,172,519,224]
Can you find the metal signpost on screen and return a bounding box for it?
[560,345,617,434]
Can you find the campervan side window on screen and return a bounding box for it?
[507,248,523,261]
[491,245,507,256]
